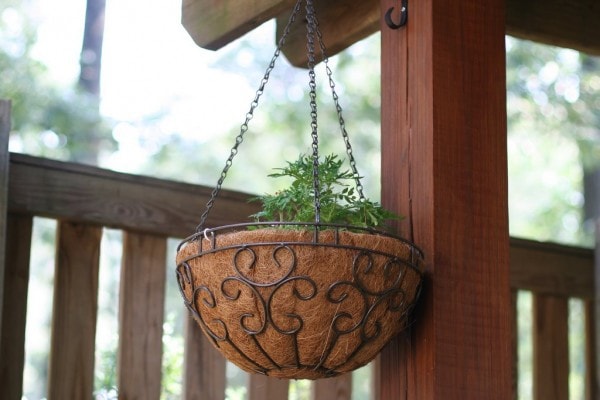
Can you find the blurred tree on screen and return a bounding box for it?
[506,37,600,246]
[0,3,115,163]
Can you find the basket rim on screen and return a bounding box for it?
[177,222,424,270]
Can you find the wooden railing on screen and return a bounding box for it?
[0,100,596,399]
[510,238,596,400]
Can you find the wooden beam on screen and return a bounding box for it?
[118,232,167,399]
[182,0,600,63]
[379,0,511,398]
[510,237,594,299]
[0,214,32,400]
[182,0,295,50]
[506,0,600,56]
[48,222,101,399]
[8,153,259,238]
[277,0,379,67]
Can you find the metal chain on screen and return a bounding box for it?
[305,0,321,223]
[197,0,366,230]
[313,12,366,201]
[196,0,303,231]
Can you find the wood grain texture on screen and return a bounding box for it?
[277,0,379,67]
[311,372,352,400]
[182,0,295,50]
[506,0,600,56]
[248,374,289,400]
[118,232,167,400]
[510,237,593,298]
[0,100,11,345]
[48,221,101,400]
[0,214,32,400]
[379,0,511,399]
[532,294,569,400]
[8,153,259,238]
[183,317,226,400]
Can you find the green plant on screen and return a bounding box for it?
[250,154,400,230]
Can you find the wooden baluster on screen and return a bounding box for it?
[248,374,289,400]
[532,294,569,400]
[118,231,166,399]
[585,299,597,400]
[183,318,226,400]
[312,372,352,400]
[511,290,519,400]
[48,221,101,399]
[0,214,33,400]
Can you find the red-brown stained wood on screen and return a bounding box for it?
[0,214,32,400]
[248,374,289,400]
[183,317,226,400]
[532,294,569,400]
[379,0,511,399]
[48,221,101,400]
[311,372,352,400]
[182,0,295,50]
[118,232,167,400]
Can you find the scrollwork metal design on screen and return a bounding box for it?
[176,223,423,378]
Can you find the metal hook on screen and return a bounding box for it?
[385,0,408,29]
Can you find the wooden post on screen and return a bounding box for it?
[379,0,511,399]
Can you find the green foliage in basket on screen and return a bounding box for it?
[250,154,401,230]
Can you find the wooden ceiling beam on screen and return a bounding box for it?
[506,0,600,56]
[276,0,380,67]
[182,0,600,63]
[181,0,296,50]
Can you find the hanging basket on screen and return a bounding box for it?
[176,223,423,379]
[176,0,424,380]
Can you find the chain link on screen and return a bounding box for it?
[305,0,321,223]
[196,0,303,231]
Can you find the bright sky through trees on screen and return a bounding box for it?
[22,0,263,170]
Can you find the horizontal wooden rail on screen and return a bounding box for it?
[510,237,594,298]
[7,153,260,238]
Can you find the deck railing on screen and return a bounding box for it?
[0,100,596,399]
